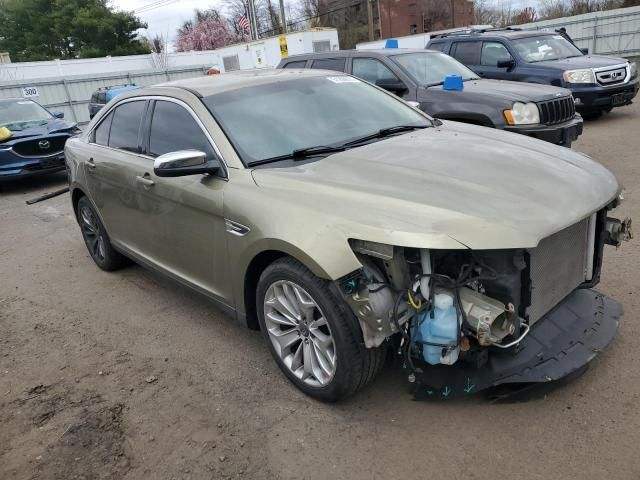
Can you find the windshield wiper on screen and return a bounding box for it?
[249,145,346,166]
[343,124,429,147]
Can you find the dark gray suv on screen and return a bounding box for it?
[278,49,583,147]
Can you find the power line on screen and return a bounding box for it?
[258,0,363,36]
[134,0,180,14]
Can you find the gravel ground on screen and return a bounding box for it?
[1,103,639,480]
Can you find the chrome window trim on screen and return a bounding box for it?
[87,95,229,178]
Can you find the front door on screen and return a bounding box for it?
[476,41,517,81]
[136,99,230,302]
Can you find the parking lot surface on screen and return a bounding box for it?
[1,104,640,480]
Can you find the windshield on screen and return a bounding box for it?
[512,34,583,63]
[0,99,53,131]
[204,76,431,165]
[391,52,479,86]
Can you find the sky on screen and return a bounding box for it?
[111,0,226,48]
[112,0,545,50]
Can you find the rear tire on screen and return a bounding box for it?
[256,257,385,402]
[76,196,129,271]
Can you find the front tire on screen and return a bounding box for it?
[256,257,385,402]
[76,196,128,271]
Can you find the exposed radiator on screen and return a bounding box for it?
[526,216,596,323]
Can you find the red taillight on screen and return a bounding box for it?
[207,68,220,76]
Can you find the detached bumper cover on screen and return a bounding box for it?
[411,288,622,399]
[504,115,583,147]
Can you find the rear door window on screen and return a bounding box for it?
[283,60,307,68]
[428,42,448,53]
[351,58,400,84]
[310,58,346,72]
[148,101,215,159]
[452,41,481,65]
[93,112,113,146]
[108,100,145,153]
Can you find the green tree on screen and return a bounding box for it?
[0,0,150,61]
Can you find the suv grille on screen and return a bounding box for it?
[12,135,68,157]
[537,96,576,125]
[595,65,628,86]
[526,216,594,324]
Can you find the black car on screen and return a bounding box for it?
[427,28,639,117]
[278,49,583,147]
[0,98,80,181]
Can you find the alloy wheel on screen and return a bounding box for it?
[263,280,337,387]
[79,205,106,262]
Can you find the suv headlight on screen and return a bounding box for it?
[503,102,540,125]
[563,68,595,84]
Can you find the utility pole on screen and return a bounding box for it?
[367,0,374,41]
[450,0,455,28]
[248,0,258,40]
[377,0,382,39]
[278,0,287,34]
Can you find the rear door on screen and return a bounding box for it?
[85,99,150,253]
[450,40,484,76]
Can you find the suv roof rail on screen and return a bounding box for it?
[96,83,137,91]
[430,26,522,39]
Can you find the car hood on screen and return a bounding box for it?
[0,119,76,143]
[251,122,619,250]
[533,54,628,71]
[426,79,572,102]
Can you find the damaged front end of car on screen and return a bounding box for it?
[338,198,631,399]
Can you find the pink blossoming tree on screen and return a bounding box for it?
[175,9,240,51]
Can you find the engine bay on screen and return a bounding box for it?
[340,205,631,398]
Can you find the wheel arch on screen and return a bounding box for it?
[71,186,87,217]
[240,242,336,330]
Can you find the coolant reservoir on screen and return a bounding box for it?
[416,293,460,365]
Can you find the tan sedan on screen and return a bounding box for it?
[65,69,630,401]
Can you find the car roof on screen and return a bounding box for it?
[283,49,439,60]
[431,29,555,41]
[141,68,347,97]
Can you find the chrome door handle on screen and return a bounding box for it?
[136,174,155,188]
[86,157,96,169]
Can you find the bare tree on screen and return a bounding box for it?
[512,6,537,24]
[473,0,515,26]
[421,0,452,31]
[539,0,624,19]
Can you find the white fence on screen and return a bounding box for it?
[517,6,640,58]
[0,66,209,125]
[0,28,339,82]
[0,28,340,126]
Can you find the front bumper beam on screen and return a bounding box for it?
[410,288,622,399]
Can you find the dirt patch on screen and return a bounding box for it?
[1,383,131,480]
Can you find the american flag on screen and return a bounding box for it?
[237,8,250,33]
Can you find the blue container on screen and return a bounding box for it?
[415,293,460,365]
[385,39,399,49]
[442,75,464,91]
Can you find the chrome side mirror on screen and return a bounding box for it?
[153,150,221,178]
